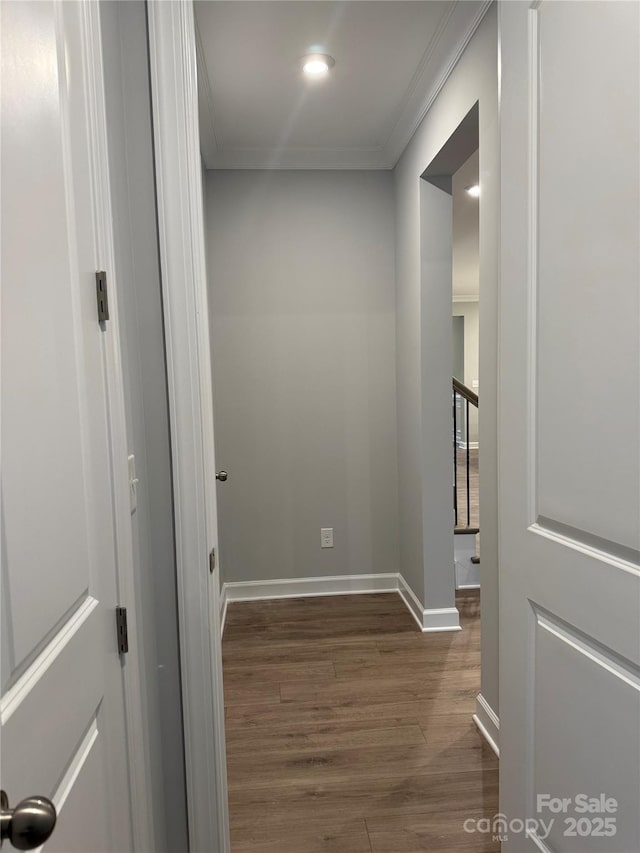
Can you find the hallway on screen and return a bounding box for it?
[222,591,499,852]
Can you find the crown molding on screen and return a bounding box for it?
[372,3,456,150]
[197,0,493,171]
[377,2,457,153]
[384,0,493,165]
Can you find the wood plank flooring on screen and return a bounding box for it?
[222,590,499,853]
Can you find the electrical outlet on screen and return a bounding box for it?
[321,528,334,548]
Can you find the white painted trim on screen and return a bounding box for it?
[422,607,462,632]
[397,574,427,630]
[147,2,229,851]
[220,584,229,637]
[1,598,98,724]
[473,693,500,756]
[52,717,100,814]
[83,4,153,849]
[398,582,460,631]
[385,0,493,164]
[221,574,461,635]
[223,573,399,603]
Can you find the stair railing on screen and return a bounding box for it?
[453,377,479,529]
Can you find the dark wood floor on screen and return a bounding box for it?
[222,590,499,853]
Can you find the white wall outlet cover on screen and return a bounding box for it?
[320,528,334,548]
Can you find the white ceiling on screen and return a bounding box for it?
[194,1,490,170]
[452,149,479,301]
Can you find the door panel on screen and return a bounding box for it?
[534,1,639,552]
[1,0,93,672]
[46,715,112,853]
[1,601,102,799]
[1,2,134,849]
[532,608,640,852]
[499,2,640,851]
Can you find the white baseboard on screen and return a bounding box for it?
[220,573,461,635]
[220,584,228,636]
[396,574,425,630]
[222,573,400,603]
[422,606,461,632]
[473,693,500,757]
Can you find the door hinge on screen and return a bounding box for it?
[209,547,216,574]
[96,270,109,323]
[116,606,129,654]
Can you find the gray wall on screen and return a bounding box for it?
[452,302,479,389]
[452,151,480,445]
[205,170,398,585]
[100,3,188,850]
[419,180,457,610]
[394,5,499,715]
[452,150,480,301]
[452,316,465,383]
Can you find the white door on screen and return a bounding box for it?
[499,2,640,852]
[1,2,134,850]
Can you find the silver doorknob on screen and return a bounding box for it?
[1,791,56,850]
[216,471,228,482]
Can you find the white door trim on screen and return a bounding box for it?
[146,2,230,851]
[84,3,153,849]
[473,693,500,757]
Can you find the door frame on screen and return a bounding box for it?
[146,2,230,851]
[83,3,154,849]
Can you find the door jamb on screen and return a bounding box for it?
[146,2,230,851]
[85,2,154,849]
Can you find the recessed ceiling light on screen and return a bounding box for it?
[465,184,480,198]
[302,53,335,77]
